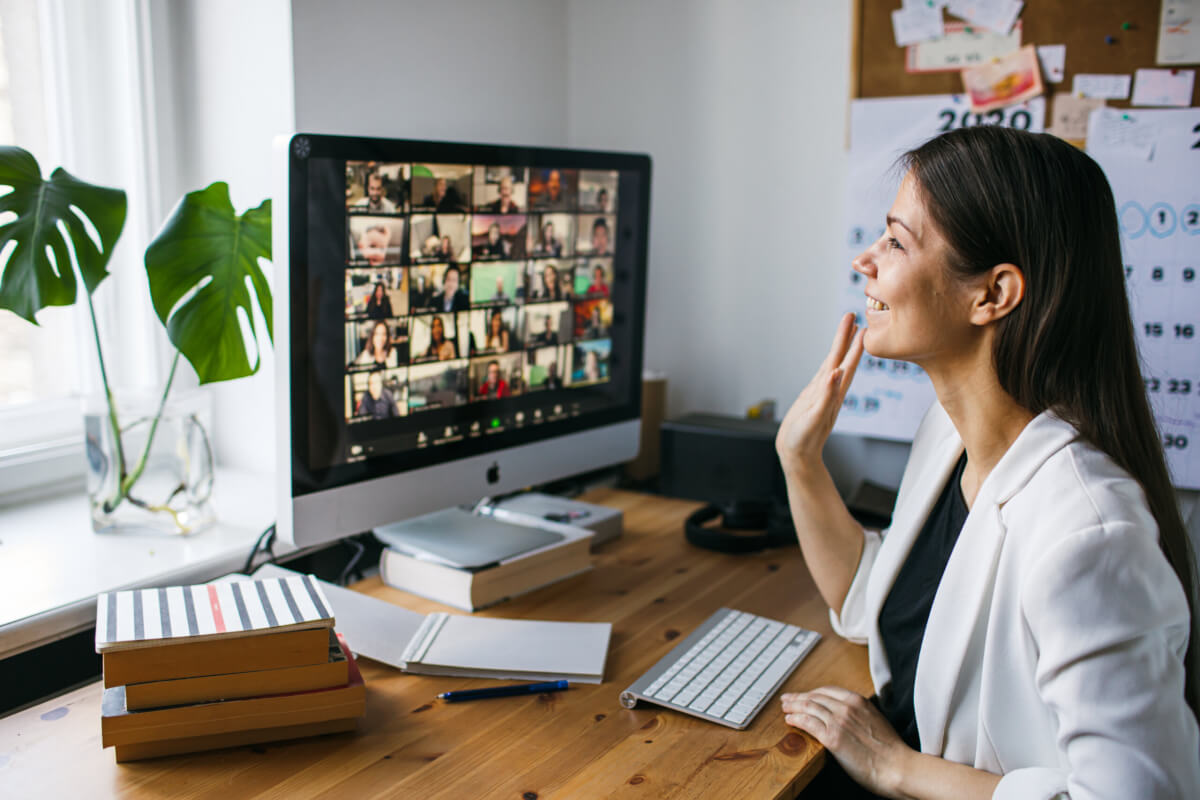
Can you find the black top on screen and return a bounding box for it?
[877,451,969,750]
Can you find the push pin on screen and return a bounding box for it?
[1104,35,1116,45]
[1121,22,1133,31]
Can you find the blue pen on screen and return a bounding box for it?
[437,679,569,702]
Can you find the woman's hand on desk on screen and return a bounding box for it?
[781,687,1002,800]
[776,312,864,473]
[781,687,909,798]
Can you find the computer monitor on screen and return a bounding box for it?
[273,134,651,548]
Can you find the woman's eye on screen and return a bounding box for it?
[887,237,903,251]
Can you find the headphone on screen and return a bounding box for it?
[684,500,796,554]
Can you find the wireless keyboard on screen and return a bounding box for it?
[619,607,821,729]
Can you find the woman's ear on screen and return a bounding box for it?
[970,263,1025,325]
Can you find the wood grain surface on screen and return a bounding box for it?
[0,489,871,799]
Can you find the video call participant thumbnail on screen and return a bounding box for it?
[577,259,612,298]
[578,170,618,213]
[345,267,408,320]
[471,353,523,400]
[470,261,522,306]
[347,318,408,369]
[346,161,408,214]
[466,307,519,354]
[409,263,469,313]
[529,167,577,211]
[472,214,527,260]
[529,213,575,258]
[408,359,470,411]
[410,313,462,363]
[409,214,470,263]
[576,215,615,257]
[412,165,472,212]
[524,301,571,348]
[474,168,527,214]
[525,344,571,391]
[347,367,409,421]
[574,298,612,340]
[572,339,611,384]
[526,260,571,301]
[348,216,406,266]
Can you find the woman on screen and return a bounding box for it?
[353,320,398,368]
[776,127,1199,798]
[485,308,510,352]
[538,220,564,256]
[364,281,393,320]
[423,315,457,361]
[534,263,562,300]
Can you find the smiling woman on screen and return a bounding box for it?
[776,126,1200,800]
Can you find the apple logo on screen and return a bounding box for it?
[486,462,500,484]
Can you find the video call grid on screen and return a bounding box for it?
[341,162,620,422]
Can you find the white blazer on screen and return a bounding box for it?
[831,404,1200,799]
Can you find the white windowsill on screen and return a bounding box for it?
[0,467,294,661]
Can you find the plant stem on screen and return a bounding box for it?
[119,351,181,498]
[85,290,128,511]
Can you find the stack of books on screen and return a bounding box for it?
[95,574,366,762]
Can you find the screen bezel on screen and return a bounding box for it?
[285,134,651,500]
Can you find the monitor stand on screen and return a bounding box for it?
[372,502,565,570]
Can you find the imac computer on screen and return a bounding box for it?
[273,134,651,551]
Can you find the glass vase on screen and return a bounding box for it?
[84,389,216,535]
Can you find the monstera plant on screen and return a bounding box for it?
[0,145,272,531]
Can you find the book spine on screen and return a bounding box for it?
[379,548,473,609]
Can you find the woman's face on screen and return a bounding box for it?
[430,316,444,341]
[852,173,977,366]
[373,283,385,301]
[443,268,460,295]
[490,312,502,333]
[372,322,389,355]
[488,224,500,244]
[543,266,557,290]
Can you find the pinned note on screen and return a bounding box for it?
[1086,108,1159,161]
[1157,0,1200,65]
[892,3,945,47]
[907,21,1021,73]
[961,44,1043,113]
[1036,44,1066,83]
[1072,74,1132,100]
[945,0,1024,36]
[1049,93,1104,142]
[1131,68,1195,107]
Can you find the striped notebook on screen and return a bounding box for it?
[95,575,335,653]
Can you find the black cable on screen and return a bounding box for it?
[336,537,367,586]
[242,523,277,574]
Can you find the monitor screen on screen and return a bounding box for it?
[275,134,650,547]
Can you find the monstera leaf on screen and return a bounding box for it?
[145,182,272,384]
[0,146,127,322]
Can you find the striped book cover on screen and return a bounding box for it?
[95,574,335,654]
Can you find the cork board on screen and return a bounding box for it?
[854,0,1200,107]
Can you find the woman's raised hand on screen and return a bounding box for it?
[775,313,865,472]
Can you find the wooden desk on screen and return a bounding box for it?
[0,489,870,798]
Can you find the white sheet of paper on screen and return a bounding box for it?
[1085,107,1200,488]
[945,0,1023,35]
[892,4,945,47]
[1132,68,1196,107]
[907,21,1020,72]
[1087,108,1159,161]
[1036,44,1066,83]
[1158,0,1200,65]
[1073,73,1133,100]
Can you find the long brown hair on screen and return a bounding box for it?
[904,125,1198,719]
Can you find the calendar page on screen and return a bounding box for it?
[1088,107,1200,489]
[836,94,1046,441]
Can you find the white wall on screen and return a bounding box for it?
[291,0,569,145]
[565,1,854,422]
